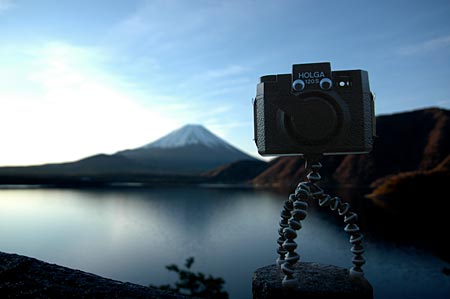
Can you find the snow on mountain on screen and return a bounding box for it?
[115,124,256,174]
[0,124,257,178]
[143,124,233,149]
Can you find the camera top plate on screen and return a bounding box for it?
[292,62,332,91]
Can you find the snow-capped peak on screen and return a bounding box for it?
[143,124,232,149]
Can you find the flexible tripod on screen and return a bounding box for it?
[276,155,366,288]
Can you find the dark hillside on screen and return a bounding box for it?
[252,108,450,188]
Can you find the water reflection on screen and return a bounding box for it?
[0,187,448,299]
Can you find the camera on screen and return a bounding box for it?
[253,62,375,156]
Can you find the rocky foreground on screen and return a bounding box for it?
[0,252,194,299]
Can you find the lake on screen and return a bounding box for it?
[0,186,449,299]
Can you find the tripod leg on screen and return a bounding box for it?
[279,182,310,288]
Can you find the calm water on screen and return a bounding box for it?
[0,187,448,299]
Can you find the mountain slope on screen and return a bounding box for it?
[118,124,256,174]
[252,107,450,188]
[143,124,235,149]
[0,154,142,176]
[0,124,257,182]
[334,107,450,185]
[204,160,269,183]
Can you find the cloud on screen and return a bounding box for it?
[100,1,258,110]
[0,42,184,166]
[0,38,253,165]
[104,1,209,51]
[398,34,450,55]
[103,0,264,59]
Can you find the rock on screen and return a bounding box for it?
[0,251,195,299]
[253,263,373,299]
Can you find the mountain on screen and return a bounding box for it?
[364,153,450,261]
[117,124,256,174]
[252,107,450,188]
[143,124,233,149]
[0,124,256,184]
[204,160,269,183]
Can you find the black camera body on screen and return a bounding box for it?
[253,62,375,156]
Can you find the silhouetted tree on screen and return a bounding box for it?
[150,257,228,299]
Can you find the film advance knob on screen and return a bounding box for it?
[319,78,333,90]
[292,79,305,91]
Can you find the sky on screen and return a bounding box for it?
[0,0,449,166]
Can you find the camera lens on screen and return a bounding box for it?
[319,78,332,90]
[292,79,305,91]
[286,96,339,144]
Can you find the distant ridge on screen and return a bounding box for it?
[0,124,257,184]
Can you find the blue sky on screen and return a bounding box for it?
[1,0,449,166]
